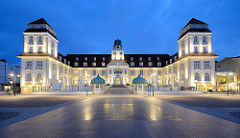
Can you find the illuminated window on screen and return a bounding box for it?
[193,35,199,45]
[194,46,198,53]
[157,62,161,66]
[195,72,200,81]
[102,62,106,66]
[102,70,106,76]
[84,57,88,61]
[194,61,200,69]
[202,36,208,45]
[36,61,42,69]
[204,61,210,69]
[139,62,143,67]
[37,46,42,53]
[157,57,160,61]
[130,57,134,61]
[102,57,105,61]
[139,57,142,61]
[76,57,79,61]
[29,46,33,53]
[140,70,144,76]
[36,73,42,81]
[148,57,151,61]
[92,62,96,67]
[94,57,96,61]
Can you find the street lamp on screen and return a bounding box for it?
[9,73,20,96]
[195,80,198,91]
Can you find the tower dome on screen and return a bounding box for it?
[114,39,122,46]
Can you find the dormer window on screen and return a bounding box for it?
[59,56,62,61]
[84,57,88,61]
[130,62,134,66]
[120,52,122,55]
[139,62,143,67]
[94,57,96,61]
[157,57,160,61]
[68,61,70,65]
[157,62,161,66]
[102,62,106,66]
[29,36,34,45]
[64,59,66,64]
[174,56,177,61]
[83,62,88,67]
[170,59,172,64]
[76,57,79,61]
[166,61,168,66]
[148,57,151,61]
[102,57,105,61]
[148,62,153,66]
[92,62,96,67]
[139,57,142,61]
[131,57,134,61]
[193,35,199,45]
[37,36,42,45]
[74,62,78,67]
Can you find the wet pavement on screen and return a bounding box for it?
[0,95,240,137]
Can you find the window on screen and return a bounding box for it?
[194,46,198,53]
[182,50,185,55]
[29,36,34,45]
[130,70,135,76]
[193,35,199,45]
[26,61,32,68]
[74,62,78,67]
[173,66,176,73]
[76,57,79,61]
[37,46,42,53]
[139,57,142,61]
[74,71,78,76]
[102,57,105,61]
[130,62,135,66]
[202,36,208,45]
[140,70,144,76]
[205,73,211,81]
[169,68,171,74]
[113,52,116,55]
[148,57,151,61]
[170,59,172,64]
[181,64,184,71]
[59,56,62,61]
[157,62,161,66]
[92,70,96,76]
[84,57,88,61]
[157,57,160,61]
[94,57,96,61]
[130,57,134,61]
[102,70,105,76]
[203,46,207,53]
[52,63,56,70]
[109,70,112,74]
[68,61,70,66]
[166,61,168,66]
[83,62,88,67]
[148,62,153,66]
[195,72,200,81]
[92,62,96,66]
[194,61,200,69]
[139,62,143,67]
[29,46,33,53]
[36,73,42,81]
[26,73,32,81]
[102,62,106,66]
[36,61,42,68]
[120,52,122,55]
[37,36,42,45]
[204,61,210,69]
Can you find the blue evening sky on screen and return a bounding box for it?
[0,0,239,65]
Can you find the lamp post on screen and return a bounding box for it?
[195,80,198,91]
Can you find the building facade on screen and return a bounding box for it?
[215,57,240,91]
[18,18,218,93]
[0,59,8,90]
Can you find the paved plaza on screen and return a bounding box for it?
[0,94,240,137]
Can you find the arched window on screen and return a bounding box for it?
[202,36,208,45]
[139,62,143,67]
[36,73,42,82]
[139,57,142,61]
[26,73,32,81]
[93,57,96,61]
[148,62,153,66]
[76,57,79,61]
[157,62,162,66]
[205,73,211,81]
[195,72,200,81]
[130,57,134,61]
[29,36,34,45]
[130,62,135,66]
[84,57,88,61]
[37,36,42,45]
[157,57,160,61]
[74,62,78,67]
[193,35,199,45]
[92,62,96,66]
[83,62,88,67]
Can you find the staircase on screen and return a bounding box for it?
[107,85,131,94]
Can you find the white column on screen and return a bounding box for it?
[208,36,212,52]
[189,35,194,53]
[33,35,37,53]
[42,36,47,53]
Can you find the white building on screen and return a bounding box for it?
[18,18,218,93]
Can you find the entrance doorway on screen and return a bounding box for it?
[114,77,122,85]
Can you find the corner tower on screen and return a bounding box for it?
[111,39,124,60]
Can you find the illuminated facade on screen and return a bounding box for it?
[18,18,218,93]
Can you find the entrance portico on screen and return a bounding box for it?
[107,61,129,85]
